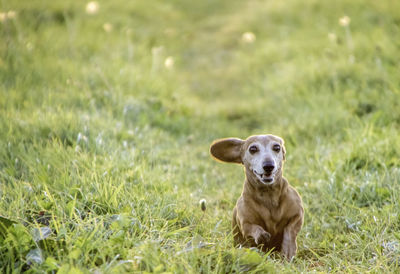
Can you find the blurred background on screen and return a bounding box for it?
[1,0,399,140]
[1,0,400,272]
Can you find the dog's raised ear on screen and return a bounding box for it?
[210,138,244,164]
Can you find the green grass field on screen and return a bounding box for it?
[1,0,400,272]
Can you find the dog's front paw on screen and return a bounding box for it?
[255,230,271,245]
[281,242,297,261]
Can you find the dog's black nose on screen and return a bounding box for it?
[262,161,275,173]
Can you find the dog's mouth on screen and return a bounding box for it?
[253,170,275,185]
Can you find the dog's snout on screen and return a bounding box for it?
[262,161,275,173]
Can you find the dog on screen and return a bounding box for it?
[210,134,303,260]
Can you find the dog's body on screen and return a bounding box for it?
[210,135,303,260]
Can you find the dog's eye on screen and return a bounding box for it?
[249,145,258,154]
[273,144,281,152]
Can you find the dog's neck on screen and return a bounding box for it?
[243,169,288,208]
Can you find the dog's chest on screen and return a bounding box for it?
[254,191,280,208]
[258,204,288,235]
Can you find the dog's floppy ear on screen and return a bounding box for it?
[210,138,244,164]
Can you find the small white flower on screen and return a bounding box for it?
[164,56,174,69]
[7,10,16,19]
[199,199,207,211]
[339,16,350,27]
[328,33,337,43]
[0,10,17,22]
[103,23,112,33]
[242,32,256,43]
[86,1,99,15]
[0,12,6,22]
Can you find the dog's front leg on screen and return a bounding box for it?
[281,214,303,261]
[241,223,271,246]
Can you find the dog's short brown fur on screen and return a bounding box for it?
[210,134,303,260]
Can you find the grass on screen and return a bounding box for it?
[1,0,400,272]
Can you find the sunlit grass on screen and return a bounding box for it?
[1,0,400,272]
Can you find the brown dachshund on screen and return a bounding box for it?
[210,134,303,260]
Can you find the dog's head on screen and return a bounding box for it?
[210,134,286,186]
